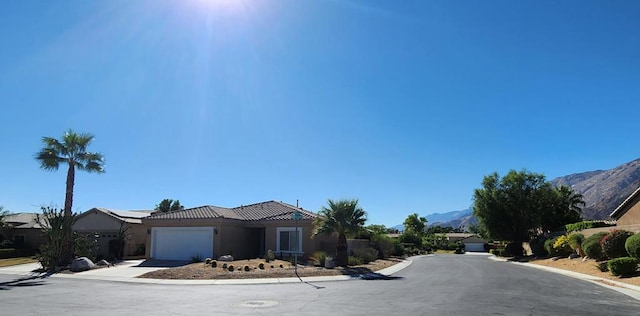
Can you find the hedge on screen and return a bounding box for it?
[0,248,16,259]
[601,230,634,259]
[625,234,640,260]
[583,232,608,260]
[565,221,614,233]
[607,257,638,277]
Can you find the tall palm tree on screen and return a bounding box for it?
[313,198,367,267]
[35,129,105,217]
[35,130,104,263]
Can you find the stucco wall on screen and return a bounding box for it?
[617,196,640,226]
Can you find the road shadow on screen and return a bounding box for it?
[0,273,52,290]
[135,259,190,268]
[340,267,403,281]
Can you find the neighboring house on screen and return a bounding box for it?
[460,235,487,252]
[606,186,640,234]
[444,233,475,242]
[73,208,152,259]
[0,213,46,250]
[143,200,334,261]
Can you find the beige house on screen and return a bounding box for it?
[608,186,640,233]
[0,213,46,250]
[73,208,151,259]
[143,201,334,261]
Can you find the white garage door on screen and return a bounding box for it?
[463,242,486,252]
[151,227,214,260]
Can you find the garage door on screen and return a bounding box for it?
[463,242,486,252]
[151,227,214,260]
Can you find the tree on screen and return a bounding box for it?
[472,169,585,256]
[403,213,427,236]
[365,224,389,236]
[155,199,184,212]
[35,129,105,263]
[0,206,7,228]
[313,199,367,267]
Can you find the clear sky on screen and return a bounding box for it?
[1,0,639,227]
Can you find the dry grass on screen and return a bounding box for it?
[0,257,38,267]
[529,257,640,286]
[139,258,403,280]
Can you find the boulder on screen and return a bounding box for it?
[70,257,95,272]
[96,259,111,267]
[219,255,234,262]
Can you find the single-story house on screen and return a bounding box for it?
[460,235,487,252]
[444,233,475,242]
[142,200,334,261]
[0,213,46,250]
[605,186,640,234]
[73,208,152,259]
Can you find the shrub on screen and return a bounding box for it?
[392,239,405,256]
[353,247,378,264]
[447,243,460,251]
[625,234,640,260]
[583,232,608,260]
[204,258,212,264]
[310,251,328,267]
[552,235,574,257]
[398,231,423,248]
[0,239,15,249]
[601,230,634,259]
[371,234,394,259]
[258,262,265,269]
[348,256,363,266]
[567,233,585,256]
[565,221,614,233]
[529,237,548,257]
[454,247,464,254]
[544,238,556,256]
[222,263,228,269]
[607,257,638,277]
[211,260,218,268]
[596,261,609,272]
[228,265,234,272]
[0,248,16,259]
[504,242,523,257]
[243,265,250,272]
[265,249,275,262]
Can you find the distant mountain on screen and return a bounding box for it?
[391,157,640,231]
[550,158,640,220]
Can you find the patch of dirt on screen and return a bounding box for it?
[139,258,404,280]
[529,257,640,286]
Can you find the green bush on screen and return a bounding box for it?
[398,231,423,248]
[0,248,16,259]
[446,243,460,251]
[353,247,379,264]
[596,261,609,272]
[310,251,328,267]
[565,221,614,233]
[0,239,15,249]
[607,257,638,277]
[625,234,640,260]
[544,238,556,256]
[601,230,634,259]
[551,235,574,257]
[529,237,548,257]
[567,233,584,251]
[583,232,608,260]
[392,239,405,256]
[348,256,363,266]
[371,234,395,259]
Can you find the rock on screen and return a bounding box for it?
[70,257,95,272]
[219,255,234,262]
[568,253,580,259]
[95,259,111,267]
[582,256,590,262]
[551,256,561,261]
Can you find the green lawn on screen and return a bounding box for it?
[0,257,38,267]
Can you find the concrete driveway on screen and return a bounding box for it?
[0,259,172,282]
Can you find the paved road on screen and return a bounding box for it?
[2,254,639,315]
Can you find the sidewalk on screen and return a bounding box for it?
[488,255,640,301]
[0,258,413,285]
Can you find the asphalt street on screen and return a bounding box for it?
[1,254,639,315]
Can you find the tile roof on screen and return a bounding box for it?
[81,208,153,224]
[3,213,43,229]
[145,201,318,222]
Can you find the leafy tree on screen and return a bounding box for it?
[155,199,184,212]
[0,206,8,228]
[35,129,104,263]
[365,224,389,236]
[313,199,367,267]
[539,185,584,232]
[403,213,427,236]
[426,225,455,235]
[472,170,548,255]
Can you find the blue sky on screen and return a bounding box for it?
[1,0,639,226]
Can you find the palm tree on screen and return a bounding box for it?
[35,130,104,263]
[35,129,105,217]
[313,199,367,267]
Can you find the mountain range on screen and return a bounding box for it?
[393,157,640,231]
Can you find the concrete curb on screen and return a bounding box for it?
[0,258,414,285]
[488,255,640,301]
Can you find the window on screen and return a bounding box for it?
[276,227,302,253]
